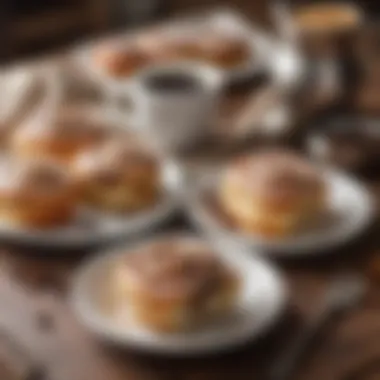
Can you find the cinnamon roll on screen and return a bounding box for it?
[112,237,239,332]
[93,41,150,77]
[11,107,110,165]
[71,137,159,212]
[136,30,250,68]
[196,32,251,68]
[219,150,326,238]
[136,32,203,63]
[0,159,76,228]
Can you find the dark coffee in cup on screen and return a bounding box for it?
[144,71,203,94]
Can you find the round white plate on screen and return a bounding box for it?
[0,162,181,249]
[187,168,375,256]
[71,234,287,355]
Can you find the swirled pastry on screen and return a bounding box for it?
[71,137,159,212]
[136,31,203,63]
[0,159,76,228]
[136,30,250,68]
[93,41,150,77]
[219,150,326,238]
[11,107,110,165]
[196,32,251,68]
[112,237,239,332]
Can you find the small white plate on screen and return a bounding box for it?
[187,168,375,256]
[71,234,287,355]
[73,7,275,88]
[0,161,181,250]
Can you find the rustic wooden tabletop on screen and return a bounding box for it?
[0,81,378,380]
[1,3,380,380]
[0,184,379,380]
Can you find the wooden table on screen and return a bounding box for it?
[0,86,378,380]
[1,14,380,380]
[0,188,379,380]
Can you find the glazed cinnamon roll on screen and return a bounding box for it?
[112,237,239,332]
[219,150,326,238]
[71,137,159,213]
[0,159,76,228]
[11,107,110,165]
[93,40,150,77]
[196,32,251,68]
[136,32,203,63]
[136,30,250,68]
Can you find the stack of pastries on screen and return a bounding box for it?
[92,29,251,77]
[0,108,162,229]
[219,150,326,238]
[112,237,240,332]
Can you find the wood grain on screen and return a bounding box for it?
[0,4,379,380]
[0,110,378,380]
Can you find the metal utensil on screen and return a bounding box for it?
[269,274,367,380]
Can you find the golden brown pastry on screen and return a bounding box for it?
[219,150,326,238]
[93,40,150,77]
[0,159,76,228]
[136,31,203,63]
[136,30,250,68]
[71,137,159,213]
[112,237,240,332]
[11,107,110,165]
[196,32,251,68]
[293,3,362,36]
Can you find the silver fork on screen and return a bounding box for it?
[269,274,368,380]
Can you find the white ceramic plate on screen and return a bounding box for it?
[73,7,275,87]
[0,161,181,249]
[71,234,287,355]
[186,168,375,256]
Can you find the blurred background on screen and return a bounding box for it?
[0,1,379,380]
[1,0,379,61]
[0,0,279,61]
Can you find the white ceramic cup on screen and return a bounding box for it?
[105,62,224,152]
